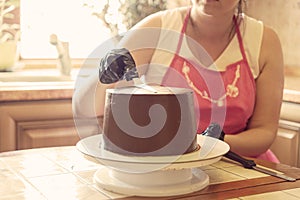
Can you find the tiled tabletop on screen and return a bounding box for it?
[0,146,299,200]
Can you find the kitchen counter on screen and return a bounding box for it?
[0,69,76,102]
[0,69,300,103]
[0,82,74,102]
[0,145,300,199]
[282,67,300,104]
[283,76,300,104]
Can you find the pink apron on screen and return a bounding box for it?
[161,8,279,163]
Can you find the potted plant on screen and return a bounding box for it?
[0,0,20,71]
[84,0,167,38]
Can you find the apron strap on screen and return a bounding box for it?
[175,7,191,54]
[234,16,248,62]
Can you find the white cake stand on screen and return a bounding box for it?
[76,134,229,197]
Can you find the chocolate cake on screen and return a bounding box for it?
[102,86,198,156]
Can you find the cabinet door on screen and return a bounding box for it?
[17,119,79,150]
[270,120,300,167]
[0,100,74,152]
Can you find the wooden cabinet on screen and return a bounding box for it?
[270,119,300,167]
[270,101,300,167]
[0,99,79,152]
[17,119,79,149]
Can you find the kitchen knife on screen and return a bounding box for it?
[225,150,296,182]
[202,123,296,182]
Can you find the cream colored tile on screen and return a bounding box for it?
[212,159,239,168]
[44,149,101,172]
[55,158,100,172]
[28,173,84,189]
[239,191,300,200]
[200,164,217,171]
[283,188,300,198]
[75,169,98,185]
[28,173,85,199]
[28,173,109,200]
[223,166,268,179]
[2,154,67,178]
[205,168,245,184]
[42,185,109,200]
[0,159,6,168]
[43,147,98,164]
[41,146,77,158]
[0,191,46,200]
[0,167,37,196]
[80,188,111,200]
[76,170,129,199]
[93,184,129,199]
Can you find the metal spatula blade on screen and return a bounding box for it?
[132,77,157,93]
[225,150,296,182]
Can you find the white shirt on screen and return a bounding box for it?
[145,8,263,84]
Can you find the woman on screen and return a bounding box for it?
[74,0,284,162]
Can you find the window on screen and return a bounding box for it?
[20,0,168,60]
[20,0,113,59]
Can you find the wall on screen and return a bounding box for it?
[246,0,300,68]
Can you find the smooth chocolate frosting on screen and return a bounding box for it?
[102,86,198,156]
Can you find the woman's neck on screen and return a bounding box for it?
[186,6,238,62]
[189,7,236,41]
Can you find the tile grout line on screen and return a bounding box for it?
[0,155,49,200]
[40,151,113,199]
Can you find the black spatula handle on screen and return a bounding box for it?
[225,151,256,169]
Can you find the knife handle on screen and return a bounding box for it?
[225,151,256,169]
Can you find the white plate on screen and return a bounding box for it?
[76,134,229,172]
